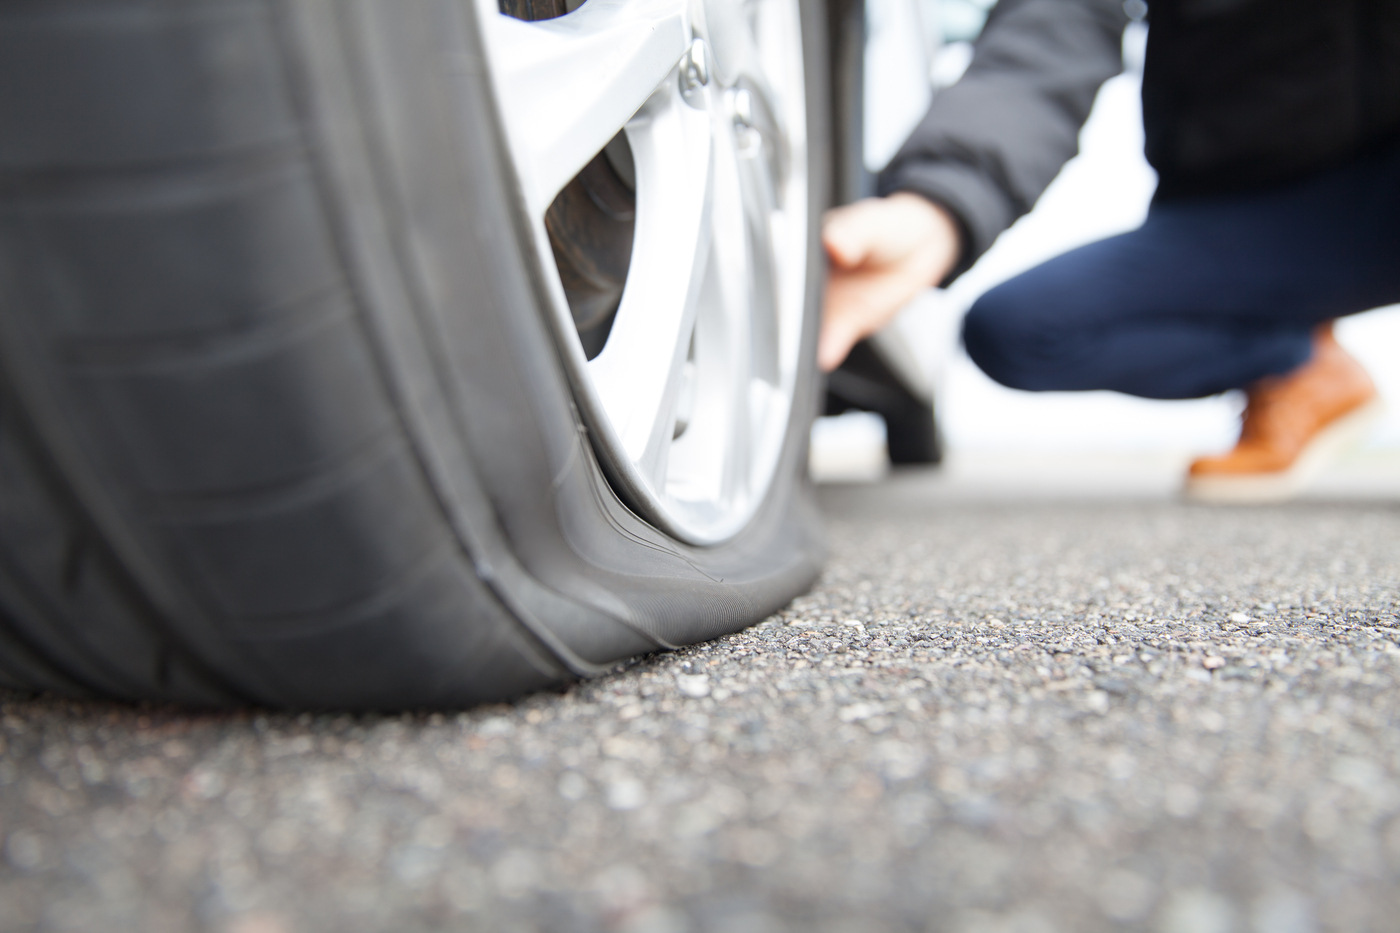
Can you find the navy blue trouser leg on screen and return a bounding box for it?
[961,134,1400,400]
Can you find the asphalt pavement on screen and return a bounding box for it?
[2,454,1398,933]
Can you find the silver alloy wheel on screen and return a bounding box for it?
[474,0,810,545]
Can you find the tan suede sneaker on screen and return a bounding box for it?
[1184,324,1382,503]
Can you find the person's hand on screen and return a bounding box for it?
[818,193,963,372]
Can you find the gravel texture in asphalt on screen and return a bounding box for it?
[1,468,1398,933]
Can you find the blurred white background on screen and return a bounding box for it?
[817,3,1400,478]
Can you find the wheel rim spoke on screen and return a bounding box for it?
[712,102,761,506]
[665,104,752,510]
[479,0,691,215]
[586,91,714,485]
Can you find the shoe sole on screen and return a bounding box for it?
[1183,397,1385,504]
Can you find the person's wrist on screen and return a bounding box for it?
[886,192,963,284]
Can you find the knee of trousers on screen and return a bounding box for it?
[961,287,1067,391]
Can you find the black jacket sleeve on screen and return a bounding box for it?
[877,0,1129,282]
